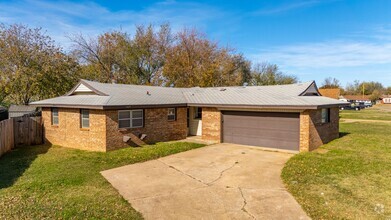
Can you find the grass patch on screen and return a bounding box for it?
[340,104,391,121]
[0,142,205,219]
[282,122,391,219]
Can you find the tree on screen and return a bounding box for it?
[163,28,251,87]
[359,81,384,95]
[70,24,173,86]
[70,31,133,84]
[0,24,79,105]
[344,80,361,95]
[320,77,340,89]
[251,62,297,86]
[370,89,382,102]
[70,24,297,88]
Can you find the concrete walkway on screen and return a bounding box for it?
[101,143,310,220]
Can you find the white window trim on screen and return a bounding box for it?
[168,108,176,121]
[80,109,90,128]
[118,109,144,129]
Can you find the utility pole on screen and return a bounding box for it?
[362,83,365,99]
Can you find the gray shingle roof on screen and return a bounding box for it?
[9,105,37,112]
[30,79,348,109]
[183,82,346,108]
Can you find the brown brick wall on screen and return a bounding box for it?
[42,107,107,151]
[105,107,188,150]
[201,107,221,143]
[299,107,339,151]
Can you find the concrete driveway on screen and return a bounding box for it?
[101,143,309,220]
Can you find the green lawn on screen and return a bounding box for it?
[282,118,391,219]
[0,142,205,219]
[340,104,391,121]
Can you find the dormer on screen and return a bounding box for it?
[300,81,321,96]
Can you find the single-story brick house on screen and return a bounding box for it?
[30,79,347,152]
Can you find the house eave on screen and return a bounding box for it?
[187,103,347,110]
[30,103,188,110]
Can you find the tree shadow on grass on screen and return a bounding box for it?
[0,144,50,189]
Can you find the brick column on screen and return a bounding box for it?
[201,107,221,143]
[299,111,310,152]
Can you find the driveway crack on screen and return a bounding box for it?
[239,187,256,219]
[157,159,208,186]
[207,161,239,185]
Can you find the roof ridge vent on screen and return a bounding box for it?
[220,88,226,91]
[243,82,248,88]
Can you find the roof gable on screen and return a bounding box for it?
[66,80,108,96]
[75,83,93,93]
[299,81,320,96]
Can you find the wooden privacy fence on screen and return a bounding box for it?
[0,119,14,157]
[0,115,43,157]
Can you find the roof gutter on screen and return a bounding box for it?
[30,102,349,110]
[187,103,347,110]
[29,103,188,110]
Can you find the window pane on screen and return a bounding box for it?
[82,119,89,128]
[52,108,58,116]
[53,116,59,125]
[119,120,130,128]
[132,110,143,118]
[168,115,175,121]
[168,108,175,115]
[321,109,328,123]
[195,107,202,119]
[132,118,143,127]
[119,111,130,119]
[81,109,89,119]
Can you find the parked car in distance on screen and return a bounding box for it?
[340,102,362,111]
[357,102,366,109]
[364,102,373,108]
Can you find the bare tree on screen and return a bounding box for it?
[320,77,340,89]
[251,62,297,86]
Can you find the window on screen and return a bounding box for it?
[80,109,89,128]
[51,108,59,125]
[321,108,330,123]
[194,107,202,119]
[118,110,143,128]
[168,108,176,121]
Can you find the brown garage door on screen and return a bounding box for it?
[222,111,300,151]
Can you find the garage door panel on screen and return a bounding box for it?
[222,111,300,151]
[228,135,298,150]
[223,127,298,140]
[223,119,300,132]
[224,116,297,131]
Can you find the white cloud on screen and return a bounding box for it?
[251,0,327,16]
[251,40,391,68]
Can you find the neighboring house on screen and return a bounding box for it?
[30,79,347,152]
[0,106,8,121]
[8,105,38,118]
[342,95,371,103]
[318,88,340,99]
[381,95,391,104]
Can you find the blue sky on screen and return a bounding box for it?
[1,0,391,87]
